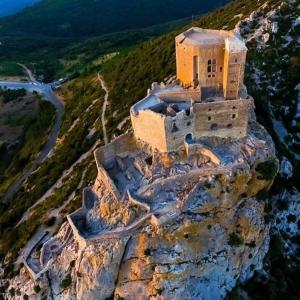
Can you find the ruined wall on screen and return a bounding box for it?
[131,99,250,153]
[131,109,168,152]
[158,90,201,102]
[164,109,195,151]
[95,165,120,200]
[194,99,250,139]
[94,133,137,166]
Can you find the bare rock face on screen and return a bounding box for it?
[4,124,277,300]
[114,173,271,300]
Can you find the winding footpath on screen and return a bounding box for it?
[98,72,109,145]
[0,74,65,203]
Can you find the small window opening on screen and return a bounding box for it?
[232,106,236,109]
[227,124,233,129]
[185,133,193,143]
[145,156,153,166]
[187,121,191,126]
[208,59,212,73]
[212,59,217,72]
[220,66,223,72]
[208,116,212,121]
[232,114,236,119]
[211,123,218,130]
[172,122,179,132]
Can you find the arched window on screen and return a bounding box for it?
[185,133,193,143]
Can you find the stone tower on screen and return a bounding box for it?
[175,27,247,99]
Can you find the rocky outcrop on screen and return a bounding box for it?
[5,119,277,300]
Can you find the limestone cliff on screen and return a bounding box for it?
[6,119,278,300]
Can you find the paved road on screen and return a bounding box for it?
[0,80,65,203]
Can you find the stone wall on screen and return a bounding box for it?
[131,109,168,152]
[94,132,137,166]
[223,47,247,99]
[175,28,247,99]
[158,89,201,102]
[130,98,250,153]
[193,99,250,139]
[95,163,120,201]
[164,109,194,151]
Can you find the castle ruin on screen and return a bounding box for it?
[131,27,250,153]
[23,28,272,290]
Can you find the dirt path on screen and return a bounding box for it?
[98,72,109,145]
[17,63,38,83]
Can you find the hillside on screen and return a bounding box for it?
[0,0,230,82]
[0,0,230,38]
[0,0,41,17]
[0,0,299,298]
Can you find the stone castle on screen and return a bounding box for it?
[131,27,250,153]
[19,27,277,300]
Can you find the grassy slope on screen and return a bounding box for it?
[0,93,56,199]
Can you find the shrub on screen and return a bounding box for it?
[247,241,256,248]
[255,159,279,181]
[9,287,15,297]
[33,285,41,293]
[70,260,76,268]
[60,274,72,289]
[45,216,56,227]
[144,248,151,256]
[228,233,244,247]
[287,214,297,223]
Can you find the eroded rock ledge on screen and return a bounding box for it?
[8,116,278,300]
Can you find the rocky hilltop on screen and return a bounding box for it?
[6,97,278,299]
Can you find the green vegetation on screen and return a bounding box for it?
[70,260,75,268]
[228,233,244,247]
[33,285,41,294]
[0,0,230,81]
[60,274,72,289]
[256,159,279,181]
[0,0,228,38]
[0,95,56,199]
[0,88,26,103]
